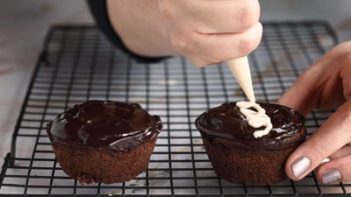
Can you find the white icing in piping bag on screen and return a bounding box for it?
[226,57,273,138]
[227,57,255,102]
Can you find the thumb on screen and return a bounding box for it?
[285,99,351,181]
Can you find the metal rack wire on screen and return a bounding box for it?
[1,21,350,196]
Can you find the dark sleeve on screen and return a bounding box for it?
[86,0,169,63]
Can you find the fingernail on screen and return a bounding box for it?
[292,157,311,178]
[322,169,341,184]
[321,158,330,164]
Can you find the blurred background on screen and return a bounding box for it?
[1,0,351,165]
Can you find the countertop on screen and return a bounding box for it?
[1,0,351,167]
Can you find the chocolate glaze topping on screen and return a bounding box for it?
[47,101,162,151]
[196,102,305,150]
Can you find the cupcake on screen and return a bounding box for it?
[47,101,162,184]
[195,102,306,185]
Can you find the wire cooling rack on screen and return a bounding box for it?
[1,21,350,196]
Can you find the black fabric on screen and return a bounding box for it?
[86,0,168,63]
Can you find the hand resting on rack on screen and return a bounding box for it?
[279,41,351,184]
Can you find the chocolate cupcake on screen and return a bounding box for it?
[195,102,305,185]
[47,101,162,184]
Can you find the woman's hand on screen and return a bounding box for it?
[157,0,262,66]
[107,0,262,67]
[279,41,351,184]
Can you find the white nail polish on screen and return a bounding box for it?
[322,169,341,184]
[292,157,311,178]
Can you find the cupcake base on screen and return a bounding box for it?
[52,139,157,184]
[202,137,296,185]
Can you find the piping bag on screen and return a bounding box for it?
[226,56,255,102]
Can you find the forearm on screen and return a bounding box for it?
[107,0,176,57]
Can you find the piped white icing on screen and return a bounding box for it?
[236,101,273,138]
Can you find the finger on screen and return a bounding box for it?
[329,144,351,160]
[279,42,351,114]
[317,155,351,184]
[190,0,260,33]
[285,100,351,181]
[187,22,262,67]
[278,64,324,115]
[340,55,351,100]
[279,55,345,115]
[314,41,351,64]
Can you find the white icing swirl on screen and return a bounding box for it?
[236,101,273,138]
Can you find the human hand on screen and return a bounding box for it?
[279,41,351,184]
[157,0,262,67]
